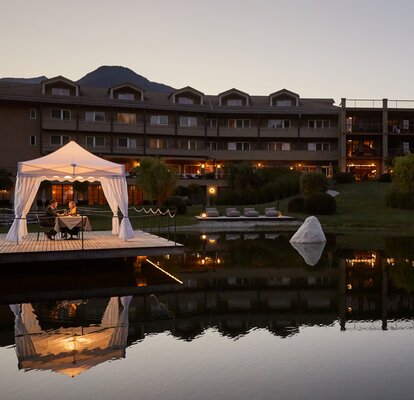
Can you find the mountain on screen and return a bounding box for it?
[76,66,174,93]
[0,76,47,84]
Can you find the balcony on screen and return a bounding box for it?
[79,119,111,132]
[113,122,144,134]
[347,149,382,158]
[218,127,258,138]
[260,128,298,138]
[113,145,145,155]
[146,125,175,136]
[177,127,206,137]
[346,126,382,134]
[300,127,339,138]
[42,118,77,131]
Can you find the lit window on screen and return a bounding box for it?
[117,93,135,100]
[178,96,194,104]
[86,136,105,147]
[150,115,168,125]
[179,116,197,127]
[117,113,136,125]
[85,111,105,122]
[228,119,251,128]
[29,108,37,120]
[29,136,36,146]
[51,109,71,120]
[50,135,70,146]
[51,87,70,96]
[149,139,164,149]
[227,99,243,106]
[268,119,290,128]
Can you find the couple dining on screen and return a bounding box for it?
[44,199,79,240]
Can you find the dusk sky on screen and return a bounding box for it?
[2,0,413,103]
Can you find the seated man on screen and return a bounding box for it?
[44,199,60,240]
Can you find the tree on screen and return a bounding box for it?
[134,157,177,204]
[300,172,329,195]
[392,153,414,193]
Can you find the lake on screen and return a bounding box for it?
[0,231,413,400]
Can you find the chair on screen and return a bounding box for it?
[265,207,279,217]
[36,214,52,241]
[226,207,240,217]
[205,207,219,217]
[244,207,259,217]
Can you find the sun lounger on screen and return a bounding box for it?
[226,207,241,217]
[265,207,279,217]
[244,207,259,217]
[205,207,219,217]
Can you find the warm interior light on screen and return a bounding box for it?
[201,212,207,218]
[216,164,221,169]
[209,187,216,195]
[201,234,207,240]
[201,164,205,169]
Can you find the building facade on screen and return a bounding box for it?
[0,76,413,204]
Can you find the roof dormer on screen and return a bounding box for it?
[269,89,299,107]
[109,83,144,101]
[170,86,204,105]
[41,76,79,96]
[218,88,250,106]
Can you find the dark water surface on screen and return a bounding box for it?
[0,232,413,400]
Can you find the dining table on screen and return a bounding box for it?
[53,215,92,235]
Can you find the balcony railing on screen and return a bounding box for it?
[347,149,382,158]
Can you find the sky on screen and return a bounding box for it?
[1,0,414,104]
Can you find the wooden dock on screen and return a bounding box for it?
[0,230,183,264]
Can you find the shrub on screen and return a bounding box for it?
[300,172,330,195]
[386,188,414,210]
[304,192,336,215]
[378,173,392,182]
[287,197,305,213]
[163,196,187,214]
[333,172,354,184]
[393,153,414,192]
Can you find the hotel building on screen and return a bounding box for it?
[0,76,413,204]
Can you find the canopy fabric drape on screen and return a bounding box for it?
[6,141,134,243]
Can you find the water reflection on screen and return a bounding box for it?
[0,232,414,383]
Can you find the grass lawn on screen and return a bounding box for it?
[1,181,412,235]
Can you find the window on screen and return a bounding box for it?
[206,141,217,150]
[228,119,251,128]
[29,136,36,146]
[117,93,135,100]
[118,138,136,148]
[403,120,410,131]
[268,142,290,151]
[228,142,250,151]
[268,119,290,129]
[276,99,292,107]
[150,115,168,125]
[180,140,198,150]
[149,139,165,149]
[206,119,217,128]
[86,136,105,147]
[308,142,331,151]
[29,108,37,120]
[227,99,243,106]
[346,117,353,132]
[51,109,71,120]
[50,135,70,146]
[51,87,70,96]
[117,113,136,125]
[308,120,330,129]
[178,96,194,104]
[403,142,410,154]
[179,116,197,127]
[85,111,105,122]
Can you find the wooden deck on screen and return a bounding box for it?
[0,230,183,264]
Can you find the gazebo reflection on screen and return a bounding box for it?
[9,296,131,378]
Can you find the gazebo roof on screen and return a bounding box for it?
[18,141,124,179]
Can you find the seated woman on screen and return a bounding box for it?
[62,201,80,239]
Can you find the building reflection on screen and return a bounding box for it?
[1,234,414,377]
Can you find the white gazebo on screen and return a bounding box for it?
[6,141,134,243]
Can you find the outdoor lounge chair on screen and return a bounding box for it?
[265,207,279,217]
[205,207,219,217]
[244,207,259,217]
[226,207,241,217]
